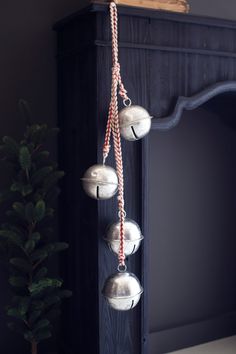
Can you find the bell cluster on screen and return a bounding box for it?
[81,105,152,311]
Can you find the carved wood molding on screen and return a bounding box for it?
[152,81,236,131]
[93,0,190,13]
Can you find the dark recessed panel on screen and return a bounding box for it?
[148,107,236,353]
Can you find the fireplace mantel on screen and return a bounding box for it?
[54,5,236,354]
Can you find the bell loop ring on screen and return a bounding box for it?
[118,264,127,273]
[123,98,132,107]
[118,210,127,219]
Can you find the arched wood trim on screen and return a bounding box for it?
[152,81,236,131]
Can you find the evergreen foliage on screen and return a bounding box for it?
[0,122,71,354]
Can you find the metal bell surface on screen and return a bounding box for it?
[81,164,118,200]
[102,272,143,311]
[104,219,144,256]
[119,105,152,141]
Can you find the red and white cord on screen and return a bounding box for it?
[103,2,130,269]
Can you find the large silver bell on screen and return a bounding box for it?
[119,105,152,141]
[81,164,118,200]
[104,219,144,256]
[102,272,143,311]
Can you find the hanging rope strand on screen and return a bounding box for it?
[102,2,129,268]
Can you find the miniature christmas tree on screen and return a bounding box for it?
[0,117,71,354]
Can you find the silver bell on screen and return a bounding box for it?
[81,164,118,200]
[104,219,144,256]
[102,272,143,311]
[119,105,152,141]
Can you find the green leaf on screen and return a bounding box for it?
[31,166,53,186]
[10,258,31,273]
[29,278,62,295]
[19,146,31,171]
[34,200,45,221]
[0,230,22,246]
[12,202,25,218]
[9,225,26,239]
[29,124,48,145]
[9,276,27,287]
[21,184,33,196]
[31,232,41,242]
[2,136,19,155]
[10,182,21,193]
[34,329,52,342]
[34,150,49,162]
[33,319,50,333]
[44,295,61,307]
[7,308,24,319]
[25,202,34,222]
[34,267,48,281]
[18,297,30,316]
[24,331,34,342]
[30,249,48,262]
[24,239,35,253]
[31,300,44,311]
[46,242,69,255]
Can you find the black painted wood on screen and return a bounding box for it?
[152,81,236,131]
[54,4,236,354]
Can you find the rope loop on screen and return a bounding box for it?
[118,264,127,273]
[123,98,132,107]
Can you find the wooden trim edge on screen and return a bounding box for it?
[92,0,190,13]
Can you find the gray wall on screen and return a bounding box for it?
[189,0,236,20]
[0,0,235,353]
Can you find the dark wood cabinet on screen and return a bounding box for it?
[54,4,236,354]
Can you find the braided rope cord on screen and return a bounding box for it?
[103,2,130,268]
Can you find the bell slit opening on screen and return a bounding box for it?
[131,245,136,254]
[131,126,138,140]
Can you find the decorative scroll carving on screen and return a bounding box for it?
[152,81,236,131]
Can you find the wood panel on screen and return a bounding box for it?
[93,0,189,13]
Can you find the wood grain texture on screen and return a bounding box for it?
[54,4,236,354]
[93,0,189,13]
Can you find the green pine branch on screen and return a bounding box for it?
[0,123,72,354]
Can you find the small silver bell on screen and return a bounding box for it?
[81,164,118,200]
[104,219,144,256]
[119,105,152,141]
[102,272,143,311]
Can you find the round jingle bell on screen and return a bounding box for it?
[104,219,144,256]
[119,105,152,141]
[102,271,143,311]
[81,164,118,200]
